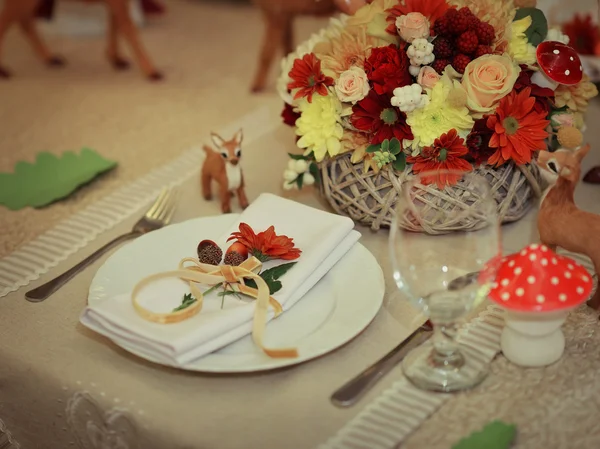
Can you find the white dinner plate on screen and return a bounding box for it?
[88,214,385,372]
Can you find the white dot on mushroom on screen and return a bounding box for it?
[516,288,524,297]
[553,49,560,54]
[520,250,526,256]
[580,65,583,71]
[541,258,548,266]
[583,275,590,282]
[559,293,567,302]
[577,287,584,294]
[508,260,515,267]
[501,278,509,287]
[527,276,535,284]
[564,71,570,77]
[551,277,559,285]
[552,258,558,265]
[501,292,510,301]
[570,56,574,61]
[536,295,545,303]
[529,254,537,261]
[541,245,548,252]
[514,267,522,275]
[531,244,538,250]
[568,264,574,270]
[565,271,572,279]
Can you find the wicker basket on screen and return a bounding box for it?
[318,152,543,234]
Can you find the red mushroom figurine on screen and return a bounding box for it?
[487,243,592,367]
[531,41,584,91]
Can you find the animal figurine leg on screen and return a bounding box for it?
[219,182,232,214]
[237,180,249,210]
[19,15,65,67]
[201,171,212,201]
[105,0,162,80]
[106,11,129,70]
[251,12,286,93]
[0,7,16,78]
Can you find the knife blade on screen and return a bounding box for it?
[330,320,434,408]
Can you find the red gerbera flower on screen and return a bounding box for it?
[287,53,334,103]
[562,14,600,55]
[364,44,412,96]
[514,67,554,115]
[351,90,414,145]
[407,129,473,189]
[465,118,495,166]
[385,0,450,35]
[486,87,550,167]
[227,223,301,262]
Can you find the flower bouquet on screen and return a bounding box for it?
[278,0,598,233]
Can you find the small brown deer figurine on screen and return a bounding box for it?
[201,130,249,214]
[537,144,600,309]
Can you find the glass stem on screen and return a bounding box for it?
[430,320,464,369]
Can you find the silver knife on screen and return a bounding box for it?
[330,320,434,407]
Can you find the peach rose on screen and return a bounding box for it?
[462,54,521,117]
[335,66,370,104]
[395,12,430,43]
[417,66,440,89]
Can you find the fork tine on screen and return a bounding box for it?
[160,190,179,224]
[146,188,170,220]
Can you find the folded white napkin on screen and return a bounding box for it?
[80,193,360,366]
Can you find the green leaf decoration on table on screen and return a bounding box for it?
[0,148,117,211]
[245,262,297,295]
[452,421,517,449]
[393,152,406,171]
[514,8,548,46]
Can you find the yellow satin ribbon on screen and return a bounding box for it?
[131,256,298,359]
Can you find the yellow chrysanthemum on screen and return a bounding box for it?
[295,91,346,162]
[406,79,474,148]
[554,74,599,112]
[507,16,536,66]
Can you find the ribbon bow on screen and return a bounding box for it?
[131,256,298,359]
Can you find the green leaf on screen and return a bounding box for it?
[245,278,258,290]
[288,153,307,160]
[389,138,401,155]
[0,148,117,211]
[172,293,197,312]
[514,8,548,46]
[243,262,297,295]
[296,173,304,189]
[366,144,381,154]
[393,152,406,172]
[381,139,390,152]
[309,162,321,185]
[217,290,240,298]
[452,421,516,449]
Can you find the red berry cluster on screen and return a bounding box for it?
[432,7,496,75]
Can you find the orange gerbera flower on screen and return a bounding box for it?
[227,223,301,262]
[486,87,550,167]
[407,129,473,189]
[287,53,334,103]
[385,0,450,35]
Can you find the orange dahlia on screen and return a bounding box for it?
[287,53,334,103]
[407,129,473,189]
[227,223,301,262]
[486,87,550,167]
[386,0,450,35]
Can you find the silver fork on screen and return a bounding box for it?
[25,187,178,303]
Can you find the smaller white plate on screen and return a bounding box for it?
[88,214,385,373]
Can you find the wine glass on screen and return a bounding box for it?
[389,170,501,392]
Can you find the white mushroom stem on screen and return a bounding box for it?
[501,309,569,367]
[531,71,559,91]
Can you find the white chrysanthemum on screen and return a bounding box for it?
[407,38,434,67]
[277,17,346,105]
[545,27,570,45]
[391,84,429,113]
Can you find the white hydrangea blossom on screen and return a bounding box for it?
[407,38,435,67]
[391,84,429,113]
[545,28,570,45]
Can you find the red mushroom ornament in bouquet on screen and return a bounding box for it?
[531,41,584,90]
[488,244,593,368]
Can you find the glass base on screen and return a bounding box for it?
[402,341,488,392]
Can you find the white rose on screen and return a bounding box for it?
[283,169,298,182]
[334,66,370,104]
[294,159,309,173]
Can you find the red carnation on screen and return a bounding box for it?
[351,90,414,145]
[364,44,412,96]
[281,102,300,127]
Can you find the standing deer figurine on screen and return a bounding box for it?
[0,0,161,80]
[250,0,368,92]
[537,144,600,309]
[201,129,249,214]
